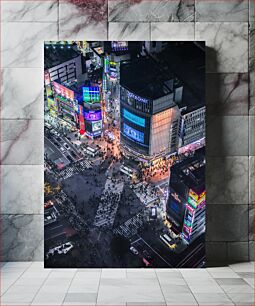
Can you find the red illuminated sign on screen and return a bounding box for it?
[53,82,74,100]
[79,114,85,135]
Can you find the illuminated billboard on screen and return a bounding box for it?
[123,109,145,127]
[111,41,128,51]
[84,109,102,121]
[83,86,100,103]
[53,82,74,100]
[123,123,144,143]
[92,120,102,132]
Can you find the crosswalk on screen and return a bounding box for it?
[59,160,92,180]
[94,179,124,228]
[113,212,145,238]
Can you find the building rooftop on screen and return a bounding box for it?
[158,42,205,112]
[44,44,81,70]
[170,147,205,195]
[120,57,175,100]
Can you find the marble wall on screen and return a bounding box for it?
[0,0,254,265]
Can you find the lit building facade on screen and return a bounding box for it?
[166,148,205,243]
[178,106,206,150]
[120,86,181,161]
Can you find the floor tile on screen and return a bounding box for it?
[193,292,234,305]
[227,292,254,305]
[64,292,97,303]
[163,292,198,305]
[207,267,240,278]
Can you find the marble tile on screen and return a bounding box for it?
[249,157,254,205]
[249,116,254,155]
[162,292,198,305]
[249,241,254,260]
[64,293,97,304]
[207,267,240,278]
[206,242,228,266]
[230,261,254,272]
[31,291,66,305]
[249,204,254,240]
[207,116,248,156]
[0,119,43,165]
[195,0,248,22]
[1,0,58,22]
[227,242,249,263]
[195,22,248,73]
[101,268,126,278]
[1,165,43,214]
[151,22,195,41]
[0,215,43,261]
[206,205,249,242]
[250,0,254,22]
[108,22,150,40]
[227,292,254,305]
[1,68,44,119]
[108,0,195,22]
[68,278,100,293]
[248,25,254,114]
[206,156,249,204]
[206,73,249,116]
[1,22,58,68]
[59,0,107,40]
[192,292,234,305]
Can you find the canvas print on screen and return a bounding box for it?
[44,41,205,268]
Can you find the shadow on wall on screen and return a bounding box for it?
[205,46,250,267]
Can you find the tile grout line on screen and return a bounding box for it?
[29,266,53,305]
[1,262,33,296]
[154,269,168,306]
[95,268,102,305]
[61,268,78,305]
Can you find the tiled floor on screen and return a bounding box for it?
[0,262,254,305]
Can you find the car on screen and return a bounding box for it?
[150,207,157,219]
[56,137,62,142]
[130,246,139,255]
[60,147,65,153]
[63,143,70,150]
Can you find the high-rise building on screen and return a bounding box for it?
[119,57,182,161]
[166,147,205,243]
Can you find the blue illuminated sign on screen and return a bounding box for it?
[83,86,100,103]
[123,109,145,127]
[123,123,144,144]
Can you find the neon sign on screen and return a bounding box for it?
[83,86,100,103]
[53,82,74,100]
[84,109,102,121]
[171,192,181,203]
[123,123,144,143]
[123,109,145,127]
[127,91,148,104]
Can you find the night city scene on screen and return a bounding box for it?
[44,41,206,268]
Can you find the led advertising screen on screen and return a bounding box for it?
[83,86,100,103]
[53,81,74,100]
[123,123,144,143]
[123,109,145,127]
[92,120,102,132]
[84,109,102,121]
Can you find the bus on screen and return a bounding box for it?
[85,146,99,157]
[120,165,137,178]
